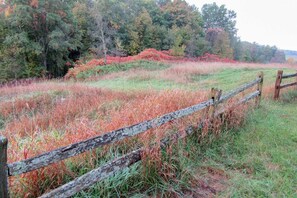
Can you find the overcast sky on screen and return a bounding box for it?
[186,0,297,51]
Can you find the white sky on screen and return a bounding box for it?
[186,0,297,51]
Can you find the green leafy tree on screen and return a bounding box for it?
[202,3,238,58]
[3,0,81,77]
[0,10,10,82]
[87,0,134,57]
[88,0,110,64]
[240,41,285,63]
[133,9,154,52]
[206,28,233,58]
[72,1,93,56]
[202,3,237,39]
[163,0,206,56]
[169,26,187,56]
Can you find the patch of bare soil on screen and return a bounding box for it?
[185,167,229,198]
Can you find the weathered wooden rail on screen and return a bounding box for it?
[0,72,264,198]
[274,70,297,100]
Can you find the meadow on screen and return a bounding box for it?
[0,60,296,197]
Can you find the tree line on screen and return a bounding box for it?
[0,0,286,82]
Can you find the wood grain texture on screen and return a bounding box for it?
[255,72,264,107]
[39,118,210,198]
[40,88,260,198]
[35,77,260,198]
[39,149,142,198]
[208,88,220,120]
[238,90,260,104]
[274,70,283,100]
[218,78,261,103]
[8,99,213,176]
[7,75,263,197]
[8,78,261,176]
[280,82,297,89]
[40,116,209,198]
[295,70,297,91]
[39,89,261,198]
[0,136,9,198]
[216,90,260,116]
[281,73,297,79]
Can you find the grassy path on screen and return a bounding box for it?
[72,98,297,198]
[201,98,297,197]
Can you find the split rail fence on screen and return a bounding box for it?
[274,70,297,100]
[0,72,264,198]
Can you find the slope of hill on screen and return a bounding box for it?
[1,61,297,197]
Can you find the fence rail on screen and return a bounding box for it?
[274,70,297,100]
[40,88,262,198]
[8,99,214,176]
[0,72,264,198]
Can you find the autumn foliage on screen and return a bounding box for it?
[66,48,236,78]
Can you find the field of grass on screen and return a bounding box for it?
[82,61,296,91]
[0,60,296,197]
[200,96,297,197]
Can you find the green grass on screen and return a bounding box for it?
[4,62,297,197]
[199,97,297,197]
[195,68,296,91]
[85,64,297,93]
[76,60,170,79]
[87,77,189,91]
[77,65,297,196]
[0,115,4,130]
[68,93,297,197]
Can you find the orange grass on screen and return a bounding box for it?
[1,82,214,197]
[139,98,251,193]
[0,64,280,197]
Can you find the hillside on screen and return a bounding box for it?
[1,60,297,197]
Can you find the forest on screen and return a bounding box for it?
[0,0,286,81]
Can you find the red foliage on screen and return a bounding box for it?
[2,85,210,197]
[65,48,236,79]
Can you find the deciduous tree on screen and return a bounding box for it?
[3,0,81,77]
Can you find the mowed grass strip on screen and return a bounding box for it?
[200,96,297,197]
[84,61,297,92]
[70,91,297,197]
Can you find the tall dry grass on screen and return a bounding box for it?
[0,61,283,197]
[1,82,215,197]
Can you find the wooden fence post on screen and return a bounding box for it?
[0,136,9,198]
[274,70,283,100]
[208,88,221,120]
[256,71,264,107]
[295,70,297,90]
